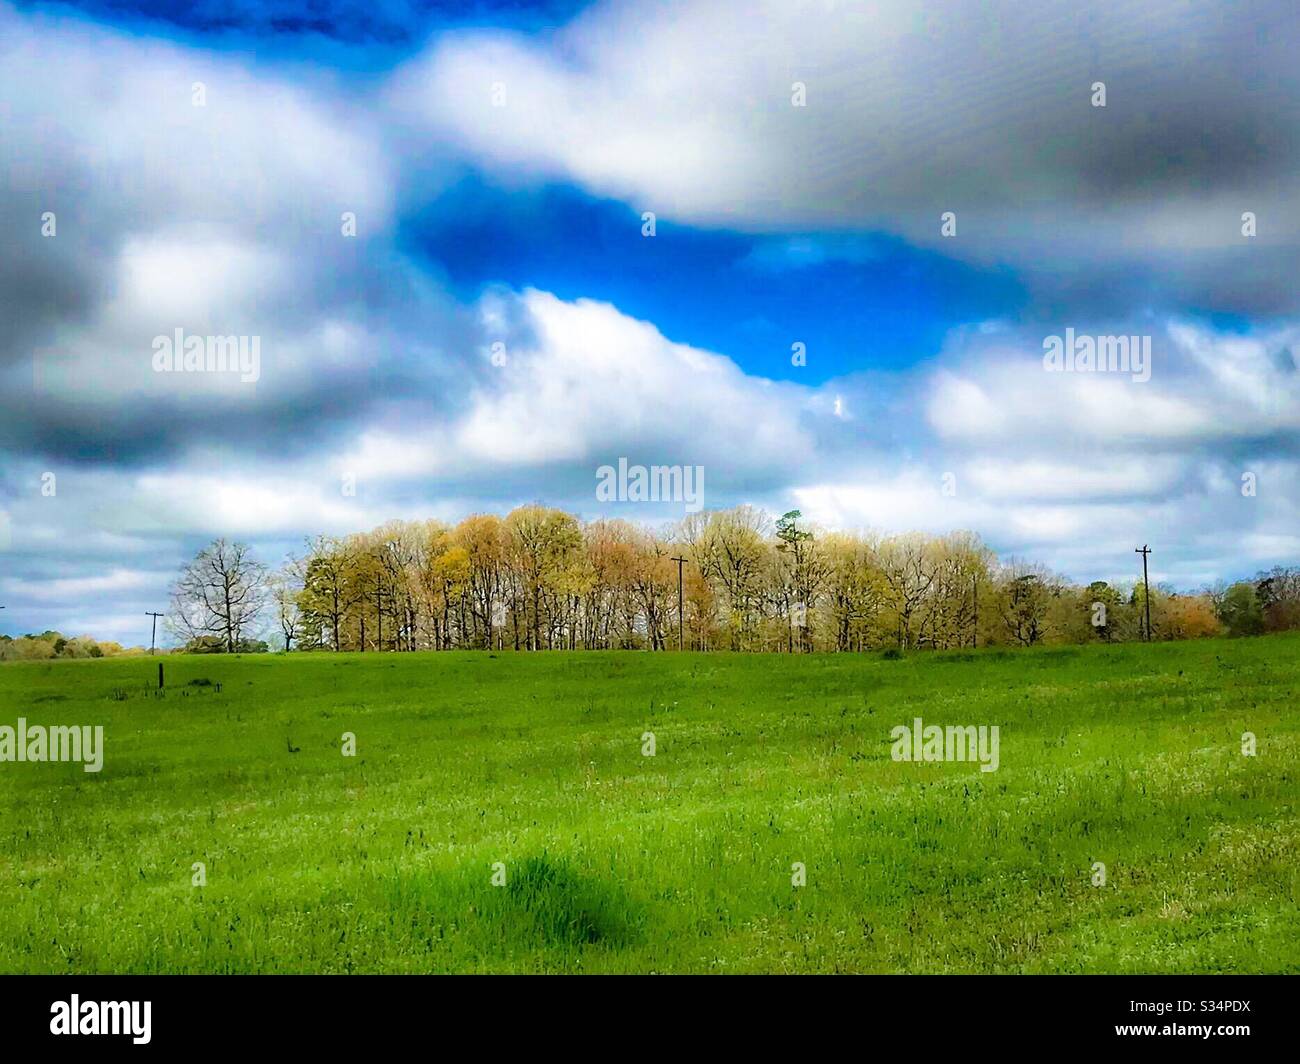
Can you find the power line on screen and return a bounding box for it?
[145,612,164,655]
[1135,545,1152,641]
[671,556,689,651]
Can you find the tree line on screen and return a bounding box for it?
[165,505,1300,654]
[0,631,143,662]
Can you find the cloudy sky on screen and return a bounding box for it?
[1,0,1298,644]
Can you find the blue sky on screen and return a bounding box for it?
[1,0,1299,643]
[406,179,1026,382]
[16,0,594,44]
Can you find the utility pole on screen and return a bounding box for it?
[972,577,978,648]
[671,556,688,651]
[146,612,164,655]
[1135,545,1152,641]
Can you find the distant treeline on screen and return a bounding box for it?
[0,632,144,662]
[163,505,1300,654]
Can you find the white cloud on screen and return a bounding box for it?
[128,472,369,538]
[115,231,285,323]
[342,288,816,482]
[2,568,153,602]
[0,1,406,414]
[0,3,391,230]
[927,322,1300,447]
[963,458,1184,501]
[402,0,1300,305]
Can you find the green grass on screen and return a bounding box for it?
[0,634,1297,973]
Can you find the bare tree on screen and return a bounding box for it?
[299,535,358,651]
[877,533,938,650]
[692,505,770,650]
[170,539,268,652]
[998,560,1056,646]
[269,556,305,652]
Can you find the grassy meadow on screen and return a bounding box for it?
[0,635,1297,973]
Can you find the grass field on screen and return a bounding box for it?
[0,635,1297,974]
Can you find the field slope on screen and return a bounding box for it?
[1,635,1297,973]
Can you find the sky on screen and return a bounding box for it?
[1,0,1298,645]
